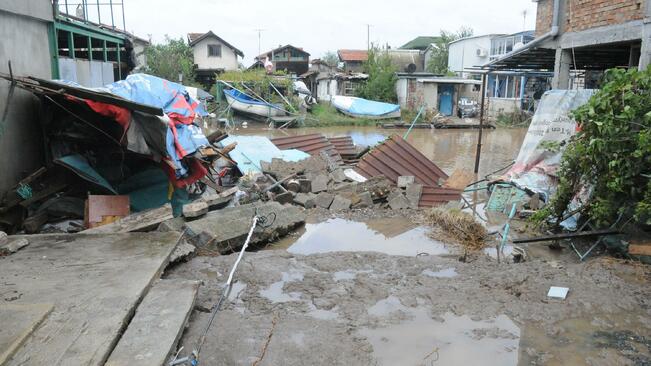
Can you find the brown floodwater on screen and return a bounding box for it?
[230,124,528,178]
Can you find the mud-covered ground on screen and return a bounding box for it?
[166,209,651,366]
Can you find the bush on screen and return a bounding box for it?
[356,46,398,103]
[540,67,651,227]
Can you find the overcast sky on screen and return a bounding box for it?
[118,0,537,65]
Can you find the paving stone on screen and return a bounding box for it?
[397,175,416,188]
[354,191,374,208]
[405,183,423,209]
[293,193,317,208]
[311,174,329,193]
[329,195,351,211]
[315,192,335,209]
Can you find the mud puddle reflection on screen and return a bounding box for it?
[284,218,449,256]
[362,297,520,365]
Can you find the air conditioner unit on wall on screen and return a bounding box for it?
[476,48,487,57]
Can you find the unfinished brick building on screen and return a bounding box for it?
[486,0,650,88]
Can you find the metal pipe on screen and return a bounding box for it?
[551,0,561,36]
[473,73,487,173]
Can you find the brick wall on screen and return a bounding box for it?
[535,0,644,35]
[536,0,554,36]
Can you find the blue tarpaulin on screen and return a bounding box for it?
[332,96,400,117]
[220,135,310,175]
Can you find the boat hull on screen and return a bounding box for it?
[331,95,400,119]
[225,93,286,118]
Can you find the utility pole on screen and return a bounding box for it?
[366,24,371,51]
[254,29,264,57]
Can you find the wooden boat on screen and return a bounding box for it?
[331,95,400,119]
[223,89,286,118]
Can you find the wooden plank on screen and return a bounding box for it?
[81,204,173,234]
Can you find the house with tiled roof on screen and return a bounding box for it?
[187,31,243,86]
[337,49,367,73]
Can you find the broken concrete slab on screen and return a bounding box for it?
[274,191,295,205]
[389,193,411,210]
[158,217,186,233]
[105,279,199,366]
[311,174,329,193]
[293,193,317,209]
[0,232,179,365]
[397,175,415,188]
[406,183,423,209]
[0,303,53,366]
[0,238,29,256]
[169,241,196,263]
[330,168,347,183]
[184,202,305,254]
[201,194,232,210]
[183,201,209,218]
[81,204,174,234]
[330,195,351,211]
[315,192,335,209]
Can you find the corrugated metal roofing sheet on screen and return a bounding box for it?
[328,136,359,165]
[354,134,461,207]
[271,133,343,164]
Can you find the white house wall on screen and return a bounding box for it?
[447,35,492,77]
[193,37,239,71]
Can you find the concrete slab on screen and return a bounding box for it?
[330,195,351,211]
[311,175,329,193]
[0,303,53,366]
[0,232,180,366]
[184,202,305,254]
[105,279,199,366]
[315,193,335,209]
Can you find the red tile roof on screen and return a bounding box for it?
[338,49,368,62]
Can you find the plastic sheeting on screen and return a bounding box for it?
[220,135,310,175]
[331,96,400,116]
[501,90,595,201]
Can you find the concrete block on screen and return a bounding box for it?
[157,217,186,232]
[405,183,423,209]
[293,193,317,208]
[387,188,404,203]
[274,191,295,204]
[329,195,351,211]
[183,201,209,218]
[202,193,232,210]
[354,191,374,208]
[397,176,416,188]
[311,174,329,193]
[330,168,347,183]
[388,193,410,210]
[169,241,196,263]
[298,179,312,193]
[315,192,335,209]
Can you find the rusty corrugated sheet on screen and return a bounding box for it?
[354,135,460,207]
[271,133,343,164]
[328,136,359,164]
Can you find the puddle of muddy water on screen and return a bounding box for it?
[285,218,449,256]
[361,297,520,366]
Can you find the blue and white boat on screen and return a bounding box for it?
[331,95,400,119]
[223,89,286,118]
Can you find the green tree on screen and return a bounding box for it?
[426,27,474,74]
[143,36,196,83]
[356,45,398,103]
[321,51,339,67]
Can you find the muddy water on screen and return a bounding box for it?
[282,218,450,257]
[233,125,527,178]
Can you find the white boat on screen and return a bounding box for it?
[331,95,401,119]
[224,89,286,118]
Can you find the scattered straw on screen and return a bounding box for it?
[426,207,487,250]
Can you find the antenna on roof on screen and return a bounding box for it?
[254,29,265,58]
